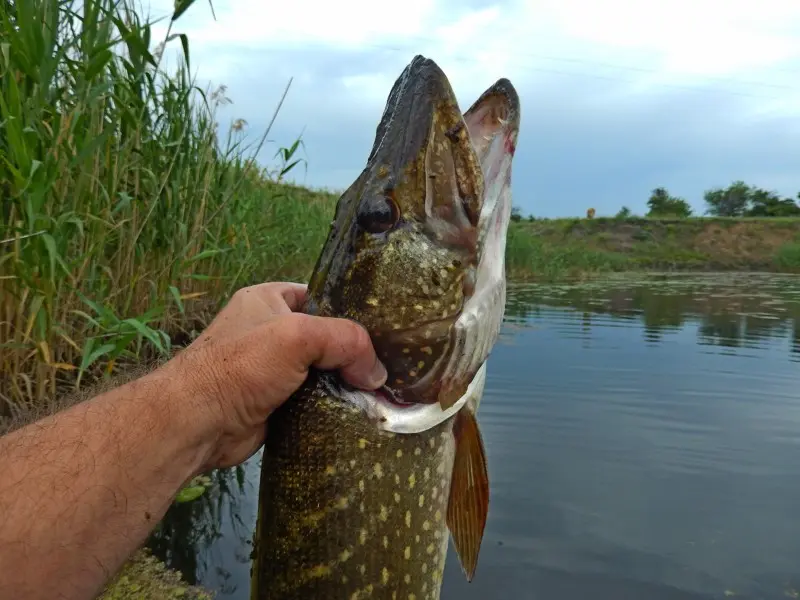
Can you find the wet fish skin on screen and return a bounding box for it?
[253,373,457,600]
[251,55,520,600]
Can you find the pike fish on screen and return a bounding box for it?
[250,55,520,600]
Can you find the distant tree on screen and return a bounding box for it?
[703,181,800,217]
[510,205,522,222]
[648,187,669,206]
[745,188,800,217]
[586,207,595,219]
[615,206,632,219]
[703,181,751,216]
[646,187,692,218]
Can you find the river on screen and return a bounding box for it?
[148,272,800,599]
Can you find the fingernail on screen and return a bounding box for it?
[368,358,388,389]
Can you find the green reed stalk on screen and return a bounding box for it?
[0,0,337,415]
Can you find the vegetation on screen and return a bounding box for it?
[509,180,800,280]
[99,549,212,600]
[506,217,800,280]
[704,181,800,217]
[615,206,632,219]
[0,0,308,593]
[646,187,693,218]
[775,243,800,270]
[0,0,338,416]
[614,181,800,220]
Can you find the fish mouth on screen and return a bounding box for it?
[342,363,489,434]
[350,74,521,432]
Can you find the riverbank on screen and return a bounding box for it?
[506,216,800,280]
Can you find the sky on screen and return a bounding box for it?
[146,0,800,218]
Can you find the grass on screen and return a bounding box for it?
[507,216,800,280]
[0,0,337,416]
[506,225,630,280]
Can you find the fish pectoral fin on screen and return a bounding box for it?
[446,408,489,582]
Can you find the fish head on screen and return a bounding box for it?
[306,55,520,428]
[306,55,481,374]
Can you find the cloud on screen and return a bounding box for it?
[539,0,800,74]
[145,0,800,217]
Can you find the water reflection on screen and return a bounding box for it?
[149,273,800,600]
[147,465,255,596]
[505,272,800,357]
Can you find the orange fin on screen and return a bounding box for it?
[446,408,489,582]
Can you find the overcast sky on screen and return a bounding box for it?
[147,0,800,218]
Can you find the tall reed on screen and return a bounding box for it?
[0,0,337,416]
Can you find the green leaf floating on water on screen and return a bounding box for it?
[174,486,206,504]
[174,475,212,504]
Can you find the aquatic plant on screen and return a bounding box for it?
[99,548,212,599]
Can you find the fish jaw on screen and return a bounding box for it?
[336,362,487,434]
[424,78,521,410]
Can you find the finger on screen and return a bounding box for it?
[244,282,309,314]
[279,283,309,313]
[277,313,387,390]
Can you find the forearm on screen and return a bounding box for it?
[0,363,212,600]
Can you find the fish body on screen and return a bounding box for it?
[251,55,520,600]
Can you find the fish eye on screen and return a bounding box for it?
[357,193,400,234]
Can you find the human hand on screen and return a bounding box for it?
[162,282,387,472]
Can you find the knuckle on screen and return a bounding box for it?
[275,312,312,341]
[338,319,371,360]
[349,320,372,353]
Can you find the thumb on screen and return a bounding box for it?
[276,313,388,390]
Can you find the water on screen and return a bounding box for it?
[148,272,800,599]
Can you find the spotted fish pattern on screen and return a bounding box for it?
[253,374,456,600]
